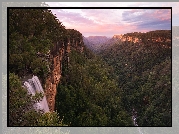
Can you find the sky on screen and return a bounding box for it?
[45,2,178,37]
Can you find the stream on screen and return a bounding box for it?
[132,108,144,134]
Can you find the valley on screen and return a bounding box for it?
[8,8,172,127]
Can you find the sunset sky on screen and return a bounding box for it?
[46,2,178,37]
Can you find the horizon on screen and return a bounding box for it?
[83,29,171,38]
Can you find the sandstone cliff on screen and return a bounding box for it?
[44,31,84,112]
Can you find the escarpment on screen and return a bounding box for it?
[44,29,84,112]
[44,44,64,112]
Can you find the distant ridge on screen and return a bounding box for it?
[83,36,110,51]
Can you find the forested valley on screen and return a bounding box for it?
[8,8,171,127]
[97,31,171,126]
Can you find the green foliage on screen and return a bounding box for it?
[9,72,41,126]
[99,30,171,126]
[37,112,66,126]
[55,49,132,126]
[9,8,66,79]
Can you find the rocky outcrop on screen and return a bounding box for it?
[45,46,64,112]
[44,30,84,112]
[113,34,141,43]
[113,30,171,44]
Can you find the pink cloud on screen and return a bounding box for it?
[52,9,95,26]
[51,9,126,36]
[152,9,171,21]
[75,22,139,37]
[50,8,171,37]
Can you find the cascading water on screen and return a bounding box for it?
[23,75,49,112]
[132,108,138,126]
[132,108,144,134]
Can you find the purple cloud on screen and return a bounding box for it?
[122,9,171,30]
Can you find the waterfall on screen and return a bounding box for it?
[132,108,144,134]
[23,75,49,112]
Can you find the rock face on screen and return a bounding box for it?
[44,30,84,112]
[45,46,64,112]
[112,34,141,43]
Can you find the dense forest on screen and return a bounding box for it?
[55,49,132,126]
[8,7,171,127]
[98,31,171,126]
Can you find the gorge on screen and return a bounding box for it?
[9,8,171,127]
